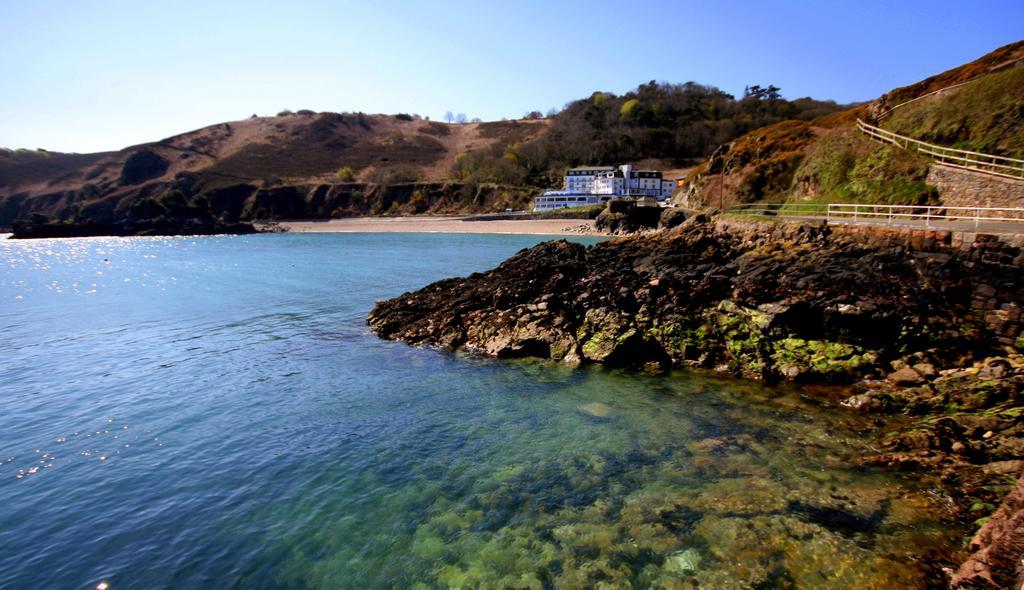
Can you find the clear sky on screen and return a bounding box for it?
[2,0,1022,153]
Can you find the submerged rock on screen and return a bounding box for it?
[664,548,701,574]
[577,402,613,418]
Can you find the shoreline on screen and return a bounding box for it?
[270,216,601,236]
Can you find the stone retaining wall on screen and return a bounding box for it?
[929,164,1024,217]
[823,224,1024,349]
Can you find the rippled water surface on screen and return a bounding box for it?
[0,232,961,589]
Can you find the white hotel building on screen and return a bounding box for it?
[534,164,676,211]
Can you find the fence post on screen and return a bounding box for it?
[925,207,931,228]
[976,208,980,229]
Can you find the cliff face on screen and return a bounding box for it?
[1,180,541,234]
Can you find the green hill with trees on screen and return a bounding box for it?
[452,81,846,188]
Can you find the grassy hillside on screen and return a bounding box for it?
[0,113,551,197]
[0,148,113,192]
[790,128,936,205]
[878,40,1024,109]
[0,112,554,226]
[882,65,1024,158]
[678,42,1022,210]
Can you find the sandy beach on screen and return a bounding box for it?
[272,216,600,236]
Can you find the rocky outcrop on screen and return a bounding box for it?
[0,180,541,228]
[594,204,697,235]
[952,474,1024,589]
[370,219,1023,381]
[10,216,259,239]
[594,200,662,234]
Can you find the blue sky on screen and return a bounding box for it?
[2,0,1022,153]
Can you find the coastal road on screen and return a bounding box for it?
[735,214,1024,235]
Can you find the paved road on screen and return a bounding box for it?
[737,214,1024,235]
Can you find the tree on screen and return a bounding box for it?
[744,85,782,101]
[470,117,482,123]
[444,111,455,124]
[456,113,468,124]
[546,108,559,118]
[619,99,640,119]
[524,111,543,120]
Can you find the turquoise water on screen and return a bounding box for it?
[0,233,961,589]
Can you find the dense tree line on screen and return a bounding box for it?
[453,81,849,186]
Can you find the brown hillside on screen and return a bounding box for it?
[0,113,550,199]
[0,149,114,193]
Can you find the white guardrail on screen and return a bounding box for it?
[728,202,1024,228]
[857,119,1024,181]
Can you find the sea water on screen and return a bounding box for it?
[0,233,963,589]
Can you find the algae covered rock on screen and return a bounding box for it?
[369,218,1022,383]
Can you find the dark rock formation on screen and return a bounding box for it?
[0,180,540,229]
[594,200,662,234]
[952,473,1024,589]
[9,217,259,239]
[657,206,694,229]
[370,219,1023,381]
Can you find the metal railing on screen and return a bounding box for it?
[728,202,1024,228]
[875,79,976,122]
[857,119,1024,181]
[875,55,1024,121]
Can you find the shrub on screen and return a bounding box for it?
[120,150,169,185]
[296,109,316,116]
[410,190,428,213]
[335,166,355,181]
[277,109,293,117]
[395,113,414,121]
[157,190,189,212]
